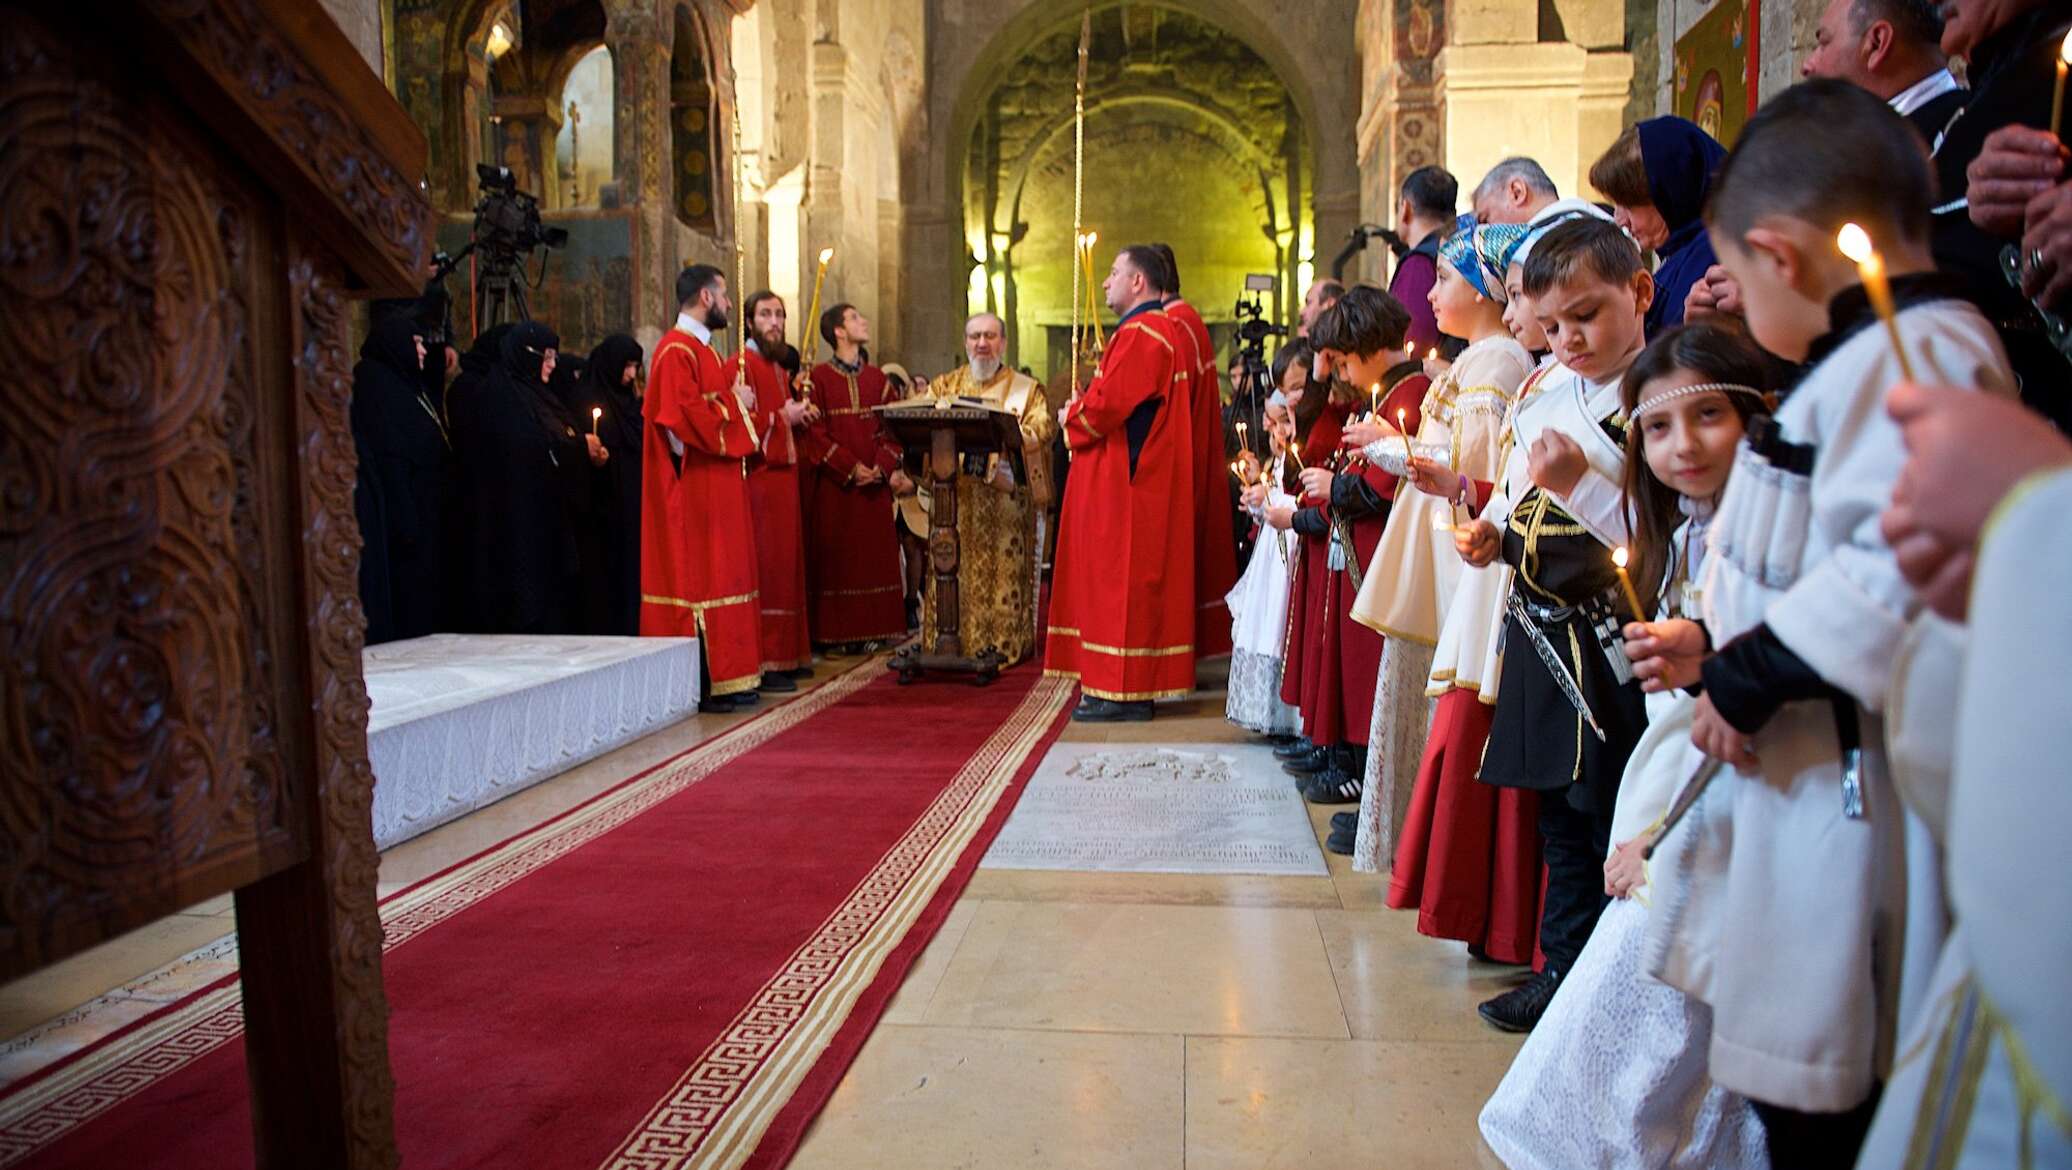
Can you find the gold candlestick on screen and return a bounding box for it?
[1836,223,1917,383]
[1612,546,1648,623]
[803,247,834,367]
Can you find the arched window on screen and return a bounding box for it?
[671,7,719,233]
[554,45,614,209]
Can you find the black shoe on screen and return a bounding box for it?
[1280,746,1330,777]
[698,695,739,714]
[1272,739,1316,761]
[758,672,799,693]
[1330,811,1358,832]
[1467,942,1492,962]
[1072,697,1155,723]
[1325,825,1356,855]
[788,665,816,680]
[1477,969,1563,1033]
[1301,762,1363,805]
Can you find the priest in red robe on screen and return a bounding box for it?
[724,290,814,690]
[1150,244,1239,660]
[1046,245,1198,721]
[641,265,764,713]
[798,304,910,649]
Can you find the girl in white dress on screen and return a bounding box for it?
[1223,353,1307,737]
[1479,322,1774,1170]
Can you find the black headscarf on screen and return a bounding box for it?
[351,314,446,644]
[500,320,560,385]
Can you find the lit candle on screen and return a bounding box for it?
[1426,348,1439,362]
[803,247,835,365]
[1396,406,1414,465]
[1403,339,1415,357]
[2054,30,2071,140]
[1835,223,1917,383]
[1368,381,1381,418]
[591,406,602,436]
[1612,546,1648,623]
[1236,419,1250,455]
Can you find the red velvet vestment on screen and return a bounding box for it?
[798,360,907,642]
[723,346,811,672]
[639,329,762,696]
[1278,400,1349,716]
[1045,306,1198,700]
[1160,300,1239,657]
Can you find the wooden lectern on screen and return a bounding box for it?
[0,2,429,1165]
[875,400,1029,686]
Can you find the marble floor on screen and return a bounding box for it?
[0,659,1525,1167]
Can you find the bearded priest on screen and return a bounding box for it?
[1045,245,1198,722]
[908,313,1054,666]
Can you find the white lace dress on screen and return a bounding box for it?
[1224,462,1300,737]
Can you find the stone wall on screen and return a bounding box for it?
[1641,0,1827,119]
[321,0,386,78]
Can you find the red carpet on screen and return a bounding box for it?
[2,662,1075,1170]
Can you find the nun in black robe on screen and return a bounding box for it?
[351,314,448,644]
[567,334,646,634]
[448,321,595,633]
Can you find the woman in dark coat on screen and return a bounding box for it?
[569,334,646,634]
[448,321,604,633]
[1587,116,1726,337]
[351,313,448,644]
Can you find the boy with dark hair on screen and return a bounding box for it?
[1453,216,1654,1033]
[1643,78,2015,1168]
[798,303,911,650]
[1392,166,1460,354]
[1281,286,1430,802]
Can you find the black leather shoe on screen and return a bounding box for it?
[787,665,816,680]
[758,672,799,693]
[1272,739,1316,761]
[1477,969,1563,1033]
[1072,697,1154,723]
[1330,811,1358,832]
[1280,746,1331,777]
[698,695,738,714]
[733,688,762,705]
[1324,825,1357,855]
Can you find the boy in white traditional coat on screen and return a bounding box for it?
[1637,80,2015,1169]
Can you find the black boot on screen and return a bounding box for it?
[1476,968,1563,1033]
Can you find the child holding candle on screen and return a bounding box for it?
[1480,320,1775,1170]
[1641,81,2015,1166]
[1453,216,1654,1033]
[1224,357,1307,739]
[1335,222,1532,867]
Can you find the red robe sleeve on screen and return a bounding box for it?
[1062,320,1174,452]
[798,366,864,484]
[648,336,755,459]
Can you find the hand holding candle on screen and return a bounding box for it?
[1836,223,1917,382]
[1612,546,1648,623]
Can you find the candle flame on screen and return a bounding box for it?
[1084,230,1099,247]
[817,248,835,264]
[1836,223,1873,265]
[1613,546,1630,569]
[592,407,602,420]
[1427,348,1439,361]
[1404,339,1416,355]
[2061,29,2071,65]
[1396,407,1407,425]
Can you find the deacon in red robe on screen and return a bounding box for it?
[1150,246,1239,659]
[1046,245,1198,721]
[797,303,910,647]
[641,266,763,711]
[723,290,814,687]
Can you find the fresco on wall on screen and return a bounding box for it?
[555,46,616,210]
[434,213,638,357]
[1674,0,1759,146]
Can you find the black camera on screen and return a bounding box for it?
[473,164,568,253]
[1232,280,1288,347]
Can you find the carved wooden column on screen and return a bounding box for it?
[0,1,428,1166]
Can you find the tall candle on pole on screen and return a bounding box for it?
[1836,223,1917,382]
[1068,11,1091,399]
[803,246,834,367]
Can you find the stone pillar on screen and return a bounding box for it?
[1434,42,1632,206]
[604,0,673,341]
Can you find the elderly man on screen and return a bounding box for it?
[1802,0,1964,143]
[909,313,1054,666]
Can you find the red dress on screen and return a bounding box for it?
[723,346,811,672]
[798,359,907,643]
[1328,373,1428,746]
[1160,299,1238,657]
[639,328,762,697]
[1277,401,1349,718]
[1046,305,1197,700]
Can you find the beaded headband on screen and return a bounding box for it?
[1631,381,1768,421]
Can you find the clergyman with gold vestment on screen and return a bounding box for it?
[903,313,1054,666]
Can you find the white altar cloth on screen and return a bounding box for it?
[363,634,699,849]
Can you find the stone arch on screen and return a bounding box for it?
[912,0,1360,366]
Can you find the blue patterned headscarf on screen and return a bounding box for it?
[1472,223,1528,301]
[1439,226,1495,301]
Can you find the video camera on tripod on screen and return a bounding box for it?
[426,164,570,337]
[1230,273,1287,401]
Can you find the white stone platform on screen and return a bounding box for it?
[363,634,700,849]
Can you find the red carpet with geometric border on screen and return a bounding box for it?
[0,661,1075,1170]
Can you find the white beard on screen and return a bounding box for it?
[967,357,1002,383]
